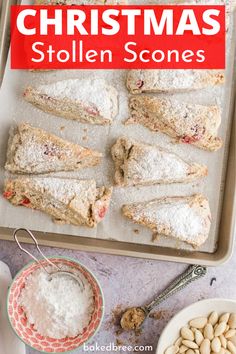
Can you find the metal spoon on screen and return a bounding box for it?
[120,265,207,331]
[13,228,85,291]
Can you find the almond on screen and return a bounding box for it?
[195,330,204,346]
[219,334,227,349]
[189,318,208,329]
[175,337,183,346]
[209,312,219,326]
[229,314,236,329]
[227,341,236,354]
[215,322,227,337]
[211,337,221,353]
[204,324,214,340]
[182,340,198,349]
[165,345,179,354]
[200,339,210,354]
[179,345,188,353]
[181,327,194,341]
[219,313,230,324]
[225,329,236,339]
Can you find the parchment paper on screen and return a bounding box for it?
[0,0,234,253]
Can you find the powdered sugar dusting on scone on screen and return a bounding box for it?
[13,135,75,168]
[141,200,205,242]
[123,195,211,246]
[5,123,102,174]
[127,69,224,93]
[128,147,188,180]
[32,177,96,204]
[37,79,118,120]
[128,96,222,151]
[111,137,207,186]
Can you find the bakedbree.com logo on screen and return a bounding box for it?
[83,342,153,352]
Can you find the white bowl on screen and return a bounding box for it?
[156,298,236,354]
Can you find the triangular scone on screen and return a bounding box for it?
[111,137,207,186]
[24,79,118,125]
[127,96,222,152]
[3,177,112,227]
[5,123,102,174]
[127,69,224,94]
[122,194,211,247]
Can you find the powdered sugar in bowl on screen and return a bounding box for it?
[7,257,104,353]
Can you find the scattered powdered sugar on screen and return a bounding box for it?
[127,145,188,182]
[31,177,96,204]
[129,69,223,92]
[37,78,118,119]
[155,98,221,135]
[139,200,206,242]
[14,133,76,171]
[19,266,94,339]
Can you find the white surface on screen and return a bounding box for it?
[0,260,26,354]
[156,298,236,354]
[0,1,234,254]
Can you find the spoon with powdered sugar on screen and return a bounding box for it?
[13,228,85,291]
[120,265,207,331]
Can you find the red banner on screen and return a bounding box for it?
[11,5,225,70]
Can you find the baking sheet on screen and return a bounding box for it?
[0,0,235,254]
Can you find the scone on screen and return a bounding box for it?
[24,78,118,125]
[127,96,222,151]
[5,123,102,174]
[111,137,207,186]
[122,194,211,247]
[3,177,112,227]
[127,69,224,94]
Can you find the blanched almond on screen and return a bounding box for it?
[215,322,227,337]
[219,313,230,323]
[200,339,210,354]
[212,350,225,354]
[179,345,188,353]
[204,324,214,340]
[211,337,221,353]
[225,330,236,339]
[189,318,208,329]
[165,345,179,354]
[175,337,183,346]
[229,315,236,329]
[230,336,236,346]
[220,334,227,349]
[209,312,219,326]
[227,341,236,354]
[216,349,226,354]
[186,350,195,354]
[195,330,204,346]
[182,340,198,349]
[181,328,194,341]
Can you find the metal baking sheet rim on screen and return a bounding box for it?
[0,4,235,266]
